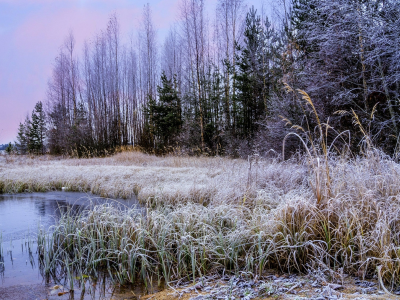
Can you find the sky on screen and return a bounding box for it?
[0,0,269,144]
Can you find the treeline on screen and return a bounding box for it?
[16,0,400,157]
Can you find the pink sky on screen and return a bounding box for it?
[0,0,266,144]
[0,0,184,144]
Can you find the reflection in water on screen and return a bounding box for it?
[0,250,4,276]
[36,200,46,217]
[0,192,150,299]
[0,192,141,242]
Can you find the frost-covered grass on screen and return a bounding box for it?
[3,150,400,291]
[0,151,306,206]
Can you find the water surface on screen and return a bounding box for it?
[0,192,151,299]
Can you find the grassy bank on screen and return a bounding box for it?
[0,152,306,205]
[2,150,400,291]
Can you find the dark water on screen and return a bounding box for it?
[0,192,154,300]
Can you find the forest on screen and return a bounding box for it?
[14,0,400,157]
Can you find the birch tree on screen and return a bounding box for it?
[216,0,246,134]
[180,0,208,150]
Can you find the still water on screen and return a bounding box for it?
[0,192,152,300]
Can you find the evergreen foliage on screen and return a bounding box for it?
[14,102,46,155]
[28,101,46,154]
[5,142,14,154]
[15,117,30,154]
[144,73,183,152]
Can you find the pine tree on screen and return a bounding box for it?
[15,122,27,154]
[28,101,46,154]
[144,73,183,152]
[234,7,265,139]
[5,142,14,154]
[204,66,224,153]
[15,116,31,154]
[141,94,157,151]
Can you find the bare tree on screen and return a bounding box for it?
[138,4,158,100]
[216,0,246,133]
[180,0,209,150]
[161,25,183,87]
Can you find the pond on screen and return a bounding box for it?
[0,192,155,300]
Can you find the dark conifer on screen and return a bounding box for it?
[28,101,46,154]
